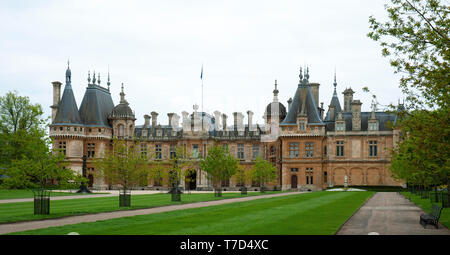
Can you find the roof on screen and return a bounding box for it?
[265,102,287,118]
[325,111,396,131]
[325,93,342,121]
[52,83,82,125]
[281,83,323,125]
[110,103,135,119]
[78,84,115,127]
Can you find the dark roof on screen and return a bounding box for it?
[325,93,342,121]
[265,102,287,118]
[78,84,115,127]
[110,103,134,119]
[52,83,82,125]
[281,84,323,125]
[325,112,396,131]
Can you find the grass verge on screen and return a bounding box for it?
[9,191,374,235]
[401,191,449,228]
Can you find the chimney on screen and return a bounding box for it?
[222,114,227,131]
[287,98,292,110]
[151,111,158,127]
[167,113,174,127]
[213,111,221,130]
[233,112,244,131]
[247,110,254,131]
[320,102,324,120]
[310,82,320,106]
[351,100,362,131]
[51,81,62,121]
[343,88,355,112]
[144,114,151,127]
[172,113,180,129]
[182,111,190,132]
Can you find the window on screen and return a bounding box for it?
[170,145,176,159]
[140,143,147,158]
[324,145,327,155]
[324,171,328,184]
[237,144,244,160]
[118,124,124,137]
[252,144,260,159]
[336,141,344,157]
[155,144,162,159]
[306,168,314,184]
[289,142,299,158]
[87,143,95,158]
[336,122,345,131]
[305,142,314,157]
[98,128,102,133]
[298,121,305,130]
[311,126,315,131]
[67,127,70,131]
[89,128,92,133]
[270,146,275,156]
[369,122,378,131]
[58,141,66,156]
[290,168,299,172]
[59,127,63,131]
[192,144,199,158]
[369,140,378,156]
[74,127,77,131]
[223,144,228,155]
[282,127,285,131]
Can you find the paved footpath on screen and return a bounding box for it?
[337,192,450,235]
[0,191,303,235]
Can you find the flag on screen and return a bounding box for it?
[200,65,203,80]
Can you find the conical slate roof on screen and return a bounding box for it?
[52,83,82,125]
[281,82,323,125]
[325,92,342,121]
[79,84,115,127]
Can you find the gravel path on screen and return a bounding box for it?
[0,191,304,235]
[336,192,450,235]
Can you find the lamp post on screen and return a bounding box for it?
[76,155,92,193]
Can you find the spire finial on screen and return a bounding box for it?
[92,70,96,84]
[305,66,310,81]
[87,70,91,84]
[299,67,303,83]
[98,73,101,85]
[107,68,111,91]
[120,83,126,104]
[65,59,71,84]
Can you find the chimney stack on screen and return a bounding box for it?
[51,81,62,121]
[213,111,221,130]
[167,113,174,127]
[144,114,151,127]
[151,111,158,127]
[287,98,292,110]
[247,110,254,131]
[222,114,227,131]
[351,100,362,131]
[233,112,244,131]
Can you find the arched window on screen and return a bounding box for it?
[118,124,124,137]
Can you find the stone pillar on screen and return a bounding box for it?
[247,110,254,131]
[222,114,227,131]
[213,111,221,131]
[167,113,174,127]
[233,112,244,131]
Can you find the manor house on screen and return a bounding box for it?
[49,63,404,190]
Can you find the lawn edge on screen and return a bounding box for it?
[333,191,376,235]
[0,191,291,225]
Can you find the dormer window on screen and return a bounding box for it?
[336,122,345,131]
[298,121,305,131]
[369,121,378,131]
[157,130,162,137]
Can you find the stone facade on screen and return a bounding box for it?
[49,63,404,190]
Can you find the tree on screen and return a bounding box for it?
[199,145,239,191]
[234,165,249,187]
[0,91,47,169]
[251,157,278,192]
[95,139,149,206]
[368,0,449,109]
[368,0,449,202]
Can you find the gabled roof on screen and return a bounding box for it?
[78,84,115,127]
[281,84,323,125]
[52,83,82,125]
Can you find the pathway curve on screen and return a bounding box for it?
[336,192,450,235]
[0,191,303,235]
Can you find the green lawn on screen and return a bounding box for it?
[10,191,374,235]
[401,191,449,228]
[0,191,281,223]
[0,189,106,200]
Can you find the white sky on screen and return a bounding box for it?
[0,0,404,126]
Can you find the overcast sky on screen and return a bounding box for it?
[0,0,403,126]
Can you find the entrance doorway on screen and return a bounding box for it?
[185,170,197,190]
[88,174,94,187]
[291,175,298,189]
